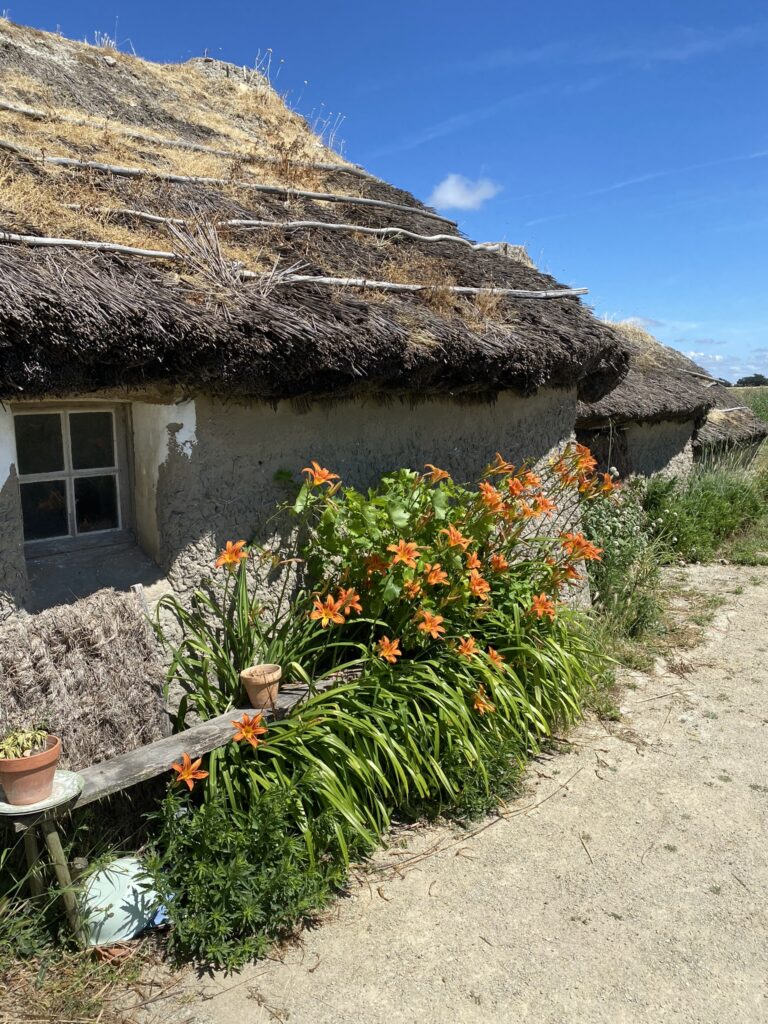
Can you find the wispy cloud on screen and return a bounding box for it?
[458,24,767,75]
[428,173,502,211]
[364,77,607,160]
[524,147,768,226]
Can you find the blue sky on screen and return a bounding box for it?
[10,1,768,381]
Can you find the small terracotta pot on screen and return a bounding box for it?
[240,664,282,710]
[0,735,61,806]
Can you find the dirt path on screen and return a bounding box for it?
[156,565,768,1024]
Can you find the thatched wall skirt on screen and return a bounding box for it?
[139,388,579,592]
[0,407,29,616]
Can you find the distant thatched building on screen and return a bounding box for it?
[0,20,627,618]
[576,322,767,477]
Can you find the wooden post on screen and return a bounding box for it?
[40,817,86,946]
[22,827,44,898]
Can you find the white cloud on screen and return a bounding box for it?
[685,350,707,359]
[428,174,502,211]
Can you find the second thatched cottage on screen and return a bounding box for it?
[0,20,627,618]
[576,321,767,476]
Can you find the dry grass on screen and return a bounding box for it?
[380,250,459,317]
[0,589,168,771]
[463,289,518,328]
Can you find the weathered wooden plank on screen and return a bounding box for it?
[74,684,311,808]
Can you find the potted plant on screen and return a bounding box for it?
[0,726,62,806]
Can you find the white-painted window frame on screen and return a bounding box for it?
[13,407,125,544]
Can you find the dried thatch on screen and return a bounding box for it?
[0,19,627,402]
[576,320,768,453]
[0,589,169,772]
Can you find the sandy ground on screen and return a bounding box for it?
[153,564,768,1024]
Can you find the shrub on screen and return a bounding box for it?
[146,445,613,968]
[581,479,662,637]
[145,786,359,969]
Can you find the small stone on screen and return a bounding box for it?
[102,55,117,67]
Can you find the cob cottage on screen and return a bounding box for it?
[576,321,767,477]
[0,19,628,618]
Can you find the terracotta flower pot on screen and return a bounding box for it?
[0,735,61,806]
[240,664,282,710]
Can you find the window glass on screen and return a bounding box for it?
[70,412,115,470]
[14,415,64,475]
[75,475,119,533]
[20,480,68,540]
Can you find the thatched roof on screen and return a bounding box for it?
[0,20,627,403]
[576,321,768,449]
[0,590,169,771]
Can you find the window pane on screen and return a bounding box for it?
[20,480,69,540]
[75,475,119,533]
[14,415,64,475]
[70,412,115,470]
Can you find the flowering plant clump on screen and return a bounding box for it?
[292,443,612,666]
[149,445,617,970]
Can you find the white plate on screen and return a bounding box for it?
[0,769,84,816]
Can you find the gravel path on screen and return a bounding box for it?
[160,564,768,1024]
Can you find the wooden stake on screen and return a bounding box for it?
[40,817,86,945]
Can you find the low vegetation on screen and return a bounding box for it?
[643,458,768,563]
[731,385,768,426]
[147,445,610,966]
[2,441,766,989]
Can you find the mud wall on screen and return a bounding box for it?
[136,388,579,590]
[624,419,695,478]
[0,407,29,617]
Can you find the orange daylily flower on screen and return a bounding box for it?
[534,495,557,517]
[489,553,509,573]
[231,712,268,749]
[424,463,451,484]
[387,539,420,568]
[507,477,525,498]
[424,562,449,586]
[404,578,424,599]
[440,524,471,550]
[531,593,557,620]
[599,472,619,494]
[457,635,478,659]
[416,610,446,639]
[522,471,542,490]
[520,502,541,519]
[302,461,340,487]
[310,594,346,627]
[377,636,402,663]
[488,452,516,475]
[465,551,482,571]
[365,553,389,576]
[170,752,209,791]
[574,444,597,474]
[552,458,578,486]
[468,570,491,599]
[560,531,603,562]
[338,587,363,614]
[479,481,505,514]
[215,540,248,570]
[487,647,505,667]
[473,684,496,715]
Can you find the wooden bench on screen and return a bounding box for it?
[3,681,318,943]
[75,681,313,807]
